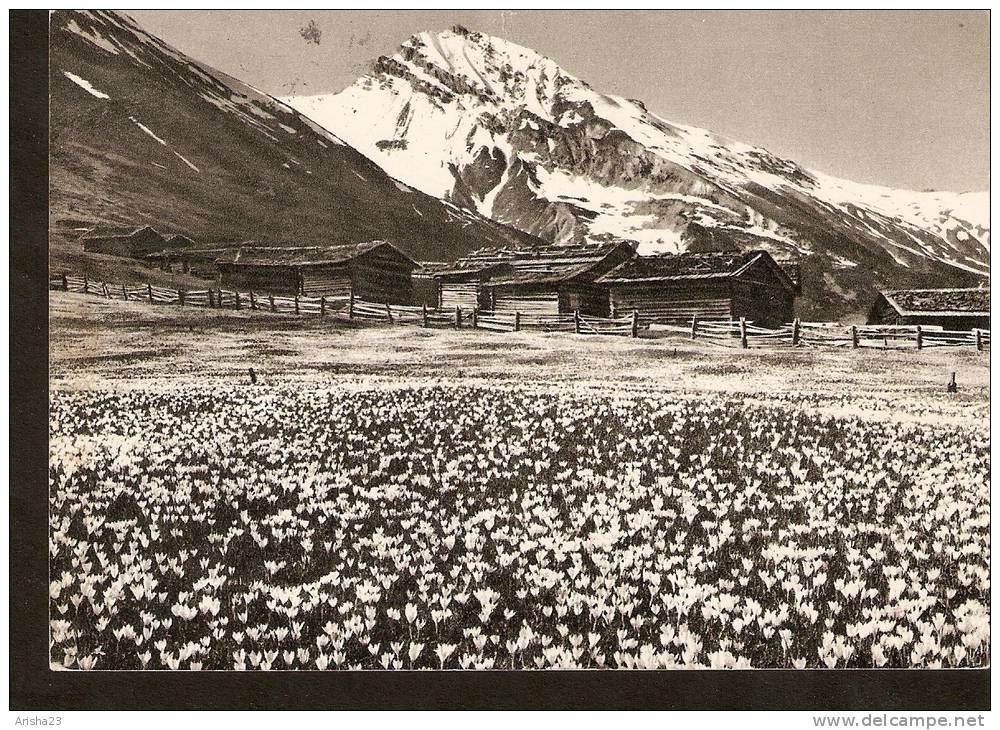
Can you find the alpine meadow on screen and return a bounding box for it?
[45,10,989,680]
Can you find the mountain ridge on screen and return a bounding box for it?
[49,12,549,276]
[285,26,989,318]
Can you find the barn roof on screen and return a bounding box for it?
[164,234,197,247]
[879,288,990,316]
[145,241,255,260]
[483,242,634,285]
[486,262,605,286]
[597,250,791,285]
[435,248,518,278]
[438,242,633,282]
[215,241,415,268]
[81,224,162,242]
[412,261,453,277]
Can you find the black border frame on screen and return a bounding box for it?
[10,8,990,710]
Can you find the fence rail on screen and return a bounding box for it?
[687,315,989,352]
[50,273,989,351]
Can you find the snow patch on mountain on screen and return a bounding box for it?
[129,116,167,145]
[283,26,988,300]
[63,71,110,99]
[173,151,200,172]
[64,19,120,55]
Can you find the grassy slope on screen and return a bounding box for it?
[49,293,989,429]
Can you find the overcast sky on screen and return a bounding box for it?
[128,10,989,193]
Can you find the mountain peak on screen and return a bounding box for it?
[289,27,989,318]
[379,27,573,118]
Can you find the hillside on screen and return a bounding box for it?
[49,12,547,278]
[286,26,989,318]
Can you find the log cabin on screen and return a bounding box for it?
[867,289,990,331]
[165,234,196,250]
[596,250,799,327]
[141,235,198,271]
[146,242,252,278]
[81,225,168,258]
[480,242,636,316]
[216,241,417,303]
[434,250,518,311]
[411,262,450,308]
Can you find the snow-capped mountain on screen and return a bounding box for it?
[49,13,545,271]
[287,26,989,317]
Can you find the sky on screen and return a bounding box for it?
[128,10,989,193]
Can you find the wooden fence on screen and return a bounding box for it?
[50,274,350,318]
[51,274,641,338]
[50,273,989,350]
[683,315,989,352]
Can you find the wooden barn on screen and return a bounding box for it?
[146,238,249,277]
[481,242,636,316]
[81,225,168,258]
[165,234,196,250]
[411,262,450,308]
[867,288,990,331]
[216,241,417,303]
[435,249,517,311]
[146,245,235,278]
[596,250,799,327]
[142,235,200,270]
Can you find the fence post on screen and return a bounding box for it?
[122,284,128,301]
[422,303,428,328]
[792,318,800,346]
[178,289,185,306]
[103,283,109,298]
[455,306,461,329]
[472,307,478,329]
[208,289,215,307]
[975,328,983,351]
[320,296,326,316]
[349,290,355,319]
[269,294,275,314]
[62,274,69,291]
[850,325,858,349]
[915,325,923,350]
[147,283,153,303]
[574,309,580,334]
[235,291,241,310]
[249,291,256,310]
[739,317,748,349]
[631,310,639,338]
[83,275,89,294]
[295,295,300,315]
[513,311,521,332]
[691,315,698,340]
[386,302,393,323]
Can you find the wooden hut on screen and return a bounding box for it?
[481,242,636,316]
[146,240,247,278]
[142,235,199,270]
[164,234,196,250]
[867,288,990,331]
[435,249,518,311]
[216,241,417,303]
[411,262,450,308]
[81,225,167,258]
[596,250,799,327]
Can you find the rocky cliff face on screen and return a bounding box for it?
[287,26,989,318]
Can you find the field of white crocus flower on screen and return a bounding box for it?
[48,293,990,670]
